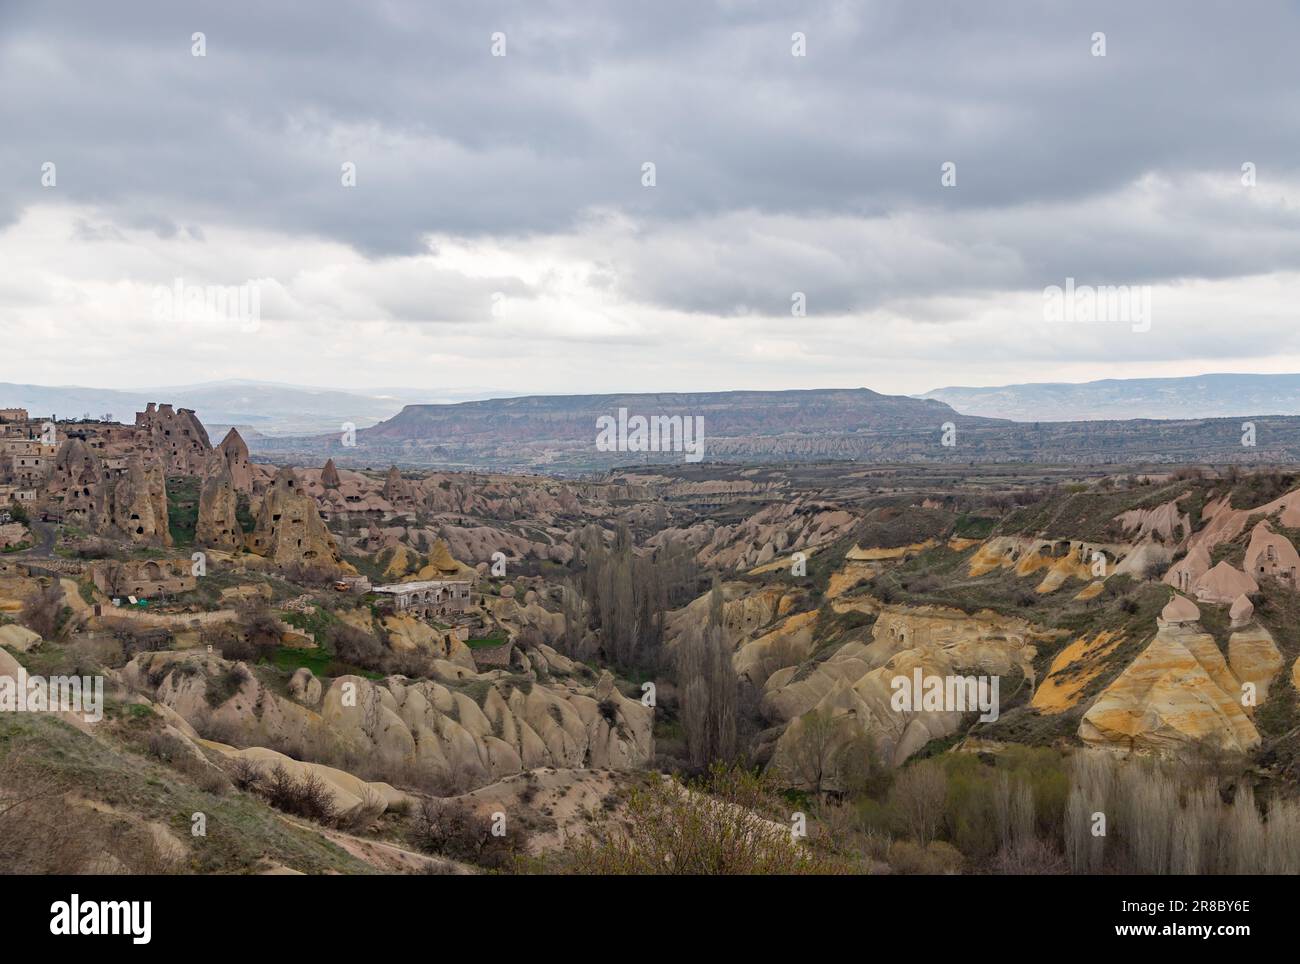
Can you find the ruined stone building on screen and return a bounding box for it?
[93,558,196,597]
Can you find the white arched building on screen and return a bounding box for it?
[371,579,473,619]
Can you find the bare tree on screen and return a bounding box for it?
[676,580,737,768]
[888,761,947,847]
[20,581,65,640]
[785,706,845,798]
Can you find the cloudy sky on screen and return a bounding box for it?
[3,0,1299,400]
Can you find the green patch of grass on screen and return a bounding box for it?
[265,645,382,680]
[166,476,201,548]
[282,607,339,641]
[466,635,508,650]
[952,514,997,539]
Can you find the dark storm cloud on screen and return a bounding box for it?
[1,0,1299,312]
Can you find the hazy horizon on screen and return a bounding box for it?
[4,1,1300,396]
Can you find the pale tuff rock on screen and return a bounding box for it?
[1079,623,1260,754]
[111,455,171,545]
[1229,593,1255,627]
[1115,500,1191,544]
[198,740,410,818]
[1192,560,1258,605]
[483,594,564,645]
[1244,520,1300,585]
[733,609,819,687]
[289,667,323,706]
[1180,486,1300,564]
[1111,539,1172,579]
[414,538,478,582]
[1227,625,1284,709]
[245,466,348,571]
[320,458,341,490]
[665,582,795,651]
[135,403,212,476]
[126,650,653,790]
[1159,593,1200,626]
[648,499,856,571]
[0,623,41,652]
[195,459,242,551]
[216,428,254,493]
[46,440,171,545]
[381,614,476,669]
[383,465,413,504]
[1164,545,1212,594]
[762,603,1046,771]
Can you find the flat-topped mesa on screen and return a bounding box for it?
[215,428,254,493]
[134,402,213,475]
[245,465,348,571]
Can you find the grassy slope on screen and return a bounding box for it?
[0,711,376,875]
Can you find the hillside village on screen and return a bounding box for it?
[5,402,1300,874]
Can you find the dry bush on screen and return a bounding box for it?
[263,764,338,825]
[336,787,386,833]
[328,623,387,670]
[280,561,339,588]
[1062,750,1296,875]
[101,617,172,658]
[988,837,1068,875]
[1224,783,1265,874]
[886,839,963,875]
[1263,796,1300,875]
[565,773,848,875]
[1064,750,1114,874]
[228,756,262,791]
[20,581,66,640]
[236,605,283,659]
[888,761,947,847]
[413,798,524,870]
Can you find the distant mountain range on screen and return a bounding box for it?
[249,386,1300,473]
[10,376,1300,472]
[0,380,513,436]
[922,373,1300,421]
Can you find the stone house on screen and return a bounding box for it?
[92,558,197,597]
[371,579,473,619]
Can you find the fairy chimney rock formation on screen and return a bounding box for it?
[383,465,411,503]
[196,460,242,552]
[217,428,254,493]
[1159,593,1200,627]
[246,466,347,570]
[320,458,341,490]
[136,403,213,475]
